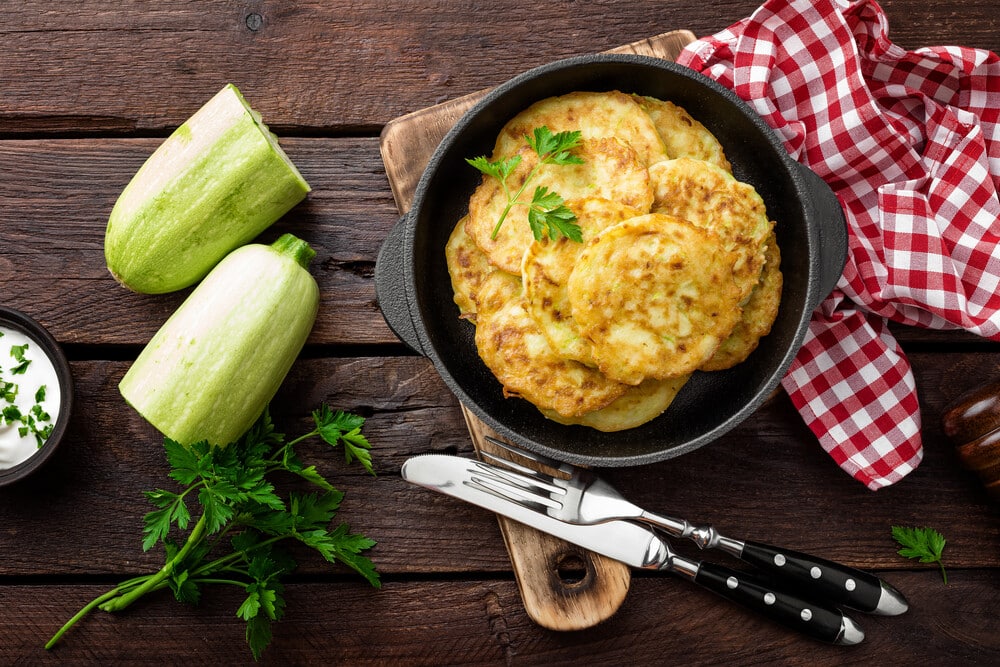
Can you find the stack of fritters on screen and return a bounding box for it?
[446,90,783,431]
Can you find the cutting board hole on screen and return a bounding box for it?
[555,554,589,586]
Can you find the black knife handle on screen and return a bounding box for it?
[693,561,862,645]
[738,540,906,615]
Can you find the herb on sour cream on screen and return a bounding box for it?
[0,327,61,469]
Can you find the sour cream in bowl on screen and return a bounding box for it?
[0,307,73,486]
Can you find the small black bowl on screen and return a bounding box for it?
[376,54,847,467]
[0,307,74,487]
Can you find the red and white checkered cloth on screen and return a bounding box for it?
[677,0,1000,489]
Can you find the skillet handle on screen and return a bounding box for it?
[375,214,426,354]
[795,162,848,309]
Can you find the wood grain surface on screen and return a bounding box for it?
[4,572,1000,664]
[2,1,997,135]
[2,0,1000,664]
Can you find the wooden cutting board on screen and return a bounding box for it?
[380,29,697,631]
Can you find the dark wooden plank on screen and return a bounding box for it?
[4,572,999,664]
[892,325,998,346]
[2,354,998,579]
[2,1,997,135]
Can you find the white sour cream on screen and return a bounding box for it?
[0,325,62,469]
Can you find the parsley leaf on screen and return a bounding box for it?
[164,438,203,486]
[167,568,202,606]
[466,154,522,183]
[2,404,22,423]
[892,525,948,584]
[46,404,380,661]
[245,614,273,662]
[310,405,374,475]
[9,343,31,375]
[525,126,586,167]
[316,523,381,587]
[1,380,16,403]
[527,186,583,243]
[466,125,584,242]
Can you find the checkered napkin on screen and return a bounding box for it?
[677,0,1000,489]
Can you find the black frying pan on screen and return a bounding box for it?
[376,54,847,467]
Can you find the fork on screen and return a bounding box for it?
[480,436,908,616]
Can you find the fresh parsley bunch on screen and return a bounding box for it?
[466,126,585,242]
[46,405,379,660]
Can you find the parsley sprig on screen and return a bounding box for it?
[466,126,585,242]
[46,405,380,660]
[10,342,31,375]
[892,525,947,584]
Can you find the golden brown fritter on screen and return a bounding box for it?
[541,374,690,432]
[493,90,669,167]
[649,158,772,302]
[701,230,783,371]
[567,214,742,385]
[521,197,641,365]
[474,274,631,417]
[633,95,732,172]
[445,215,521,321]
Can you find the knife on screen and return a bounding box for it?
[402,454,865,645]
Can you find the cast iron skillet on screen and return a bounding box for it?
[376,54,847,467]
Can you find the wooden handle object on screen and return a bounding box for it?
[941,381,1000,501]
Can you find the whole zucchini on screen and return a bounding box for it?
[105,83,311,294]
[119,234,319,446]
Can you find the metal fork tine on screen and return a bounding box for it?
[466,462,564,511]
[471,460,565,499]
[479,451,565,491]
[483,435,576,475]
[464,478,555,514]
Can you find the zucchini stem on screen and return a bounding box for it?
[270,233,315,268]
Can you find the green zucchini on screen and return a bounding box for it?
[119,234,319,446]
[105,83,311,294]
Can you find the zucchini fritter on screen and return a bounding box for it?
[522,197,641,365]
[567,214,742,385]
[445,215,510,321]
[474,273,630,417]
[493,90,669,167]
[701,230,783,371]
[541,375,691,432]
[632,95,732,172]
[649,158,772,302]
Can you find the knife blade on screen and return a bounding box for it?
[402,454,864,645]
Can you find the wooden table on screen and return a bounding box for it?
[3,1,1000,663]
